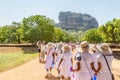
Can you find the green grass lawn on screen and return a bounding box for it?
[0,53,38,72]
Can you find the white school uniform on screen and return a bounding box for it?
[59,51,72,78]
[74,52,93,80]
[97,54,113,80]
[40,44,46,58]
[45,48,55,69]
[91,52,101,74]
[54,48,63,69]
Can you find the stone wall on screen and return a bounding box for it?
[0,44,38,54]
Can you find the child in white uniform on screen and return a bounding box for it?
[36,41,41,62]
[96,43,114,80]
[90,45,101,79]
[45,43,55,78]
[73,41,93,80]
[58,44,73,80]
[40,42,46,63]
[54,43,63,78]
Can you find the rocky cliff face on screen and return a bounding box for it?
[57,11,98,31]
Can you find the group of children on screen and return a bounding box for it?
[37,41,114,80]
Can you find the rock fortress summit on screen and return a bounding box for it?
[56,11,98,31]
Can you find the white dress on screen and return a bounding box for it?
[54,48,63,69]
[74,52,93,80]
[45,48,55,69]
[59,51,72,78]
[97,54,114,80]
[40,44,46,58]
[91,52,101,74]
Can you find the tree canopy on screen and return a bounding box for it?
[0,15,120,44]
[83,28,103,43]
[98,19,120,43]
[0,15,55,43]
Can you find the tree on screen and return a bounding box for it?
[0,25,18,43]
[54,27,64,42]
[0,28,3,43]
[61,30,71,42]
[11,22,22,43]
[98,19,120,43]
[20,15,55,43]
[0,15,55,43]
[83,28,103,43]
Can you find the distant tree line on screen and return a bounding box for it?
[83,19,120,43]
[0,14,120,44]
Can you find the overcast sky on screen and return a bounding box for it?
[0,0,120,26]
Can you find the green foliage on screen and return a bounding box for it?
[98,18,120,43]
[0,15,55,43]
[83,28,103,43]
[0,25,18,43]
[65,30,84,42]
[59,30,70,42]
[0,15,120,43]
[53,29,84,42]
[21,15,55,43]
[54,27,64,42]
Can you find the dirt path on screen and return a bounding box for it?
[112,59,120,80]
[0,58,120,80]
[0,58,58,80]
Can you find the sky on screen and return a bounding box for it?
[0,0,120,26]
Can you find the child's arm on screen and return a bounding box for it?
[58,58,63,68]
[91,62,101,75]
[96,62,101,74]
[91,62,96,72]
[77,62,80,71]
[52,52,55,63]
[74,62,80,72]
[71,58,73,67]
[55,51,57,56]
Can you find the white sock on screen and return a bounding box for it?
[57,73,60,77]
[47,71,49,75]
